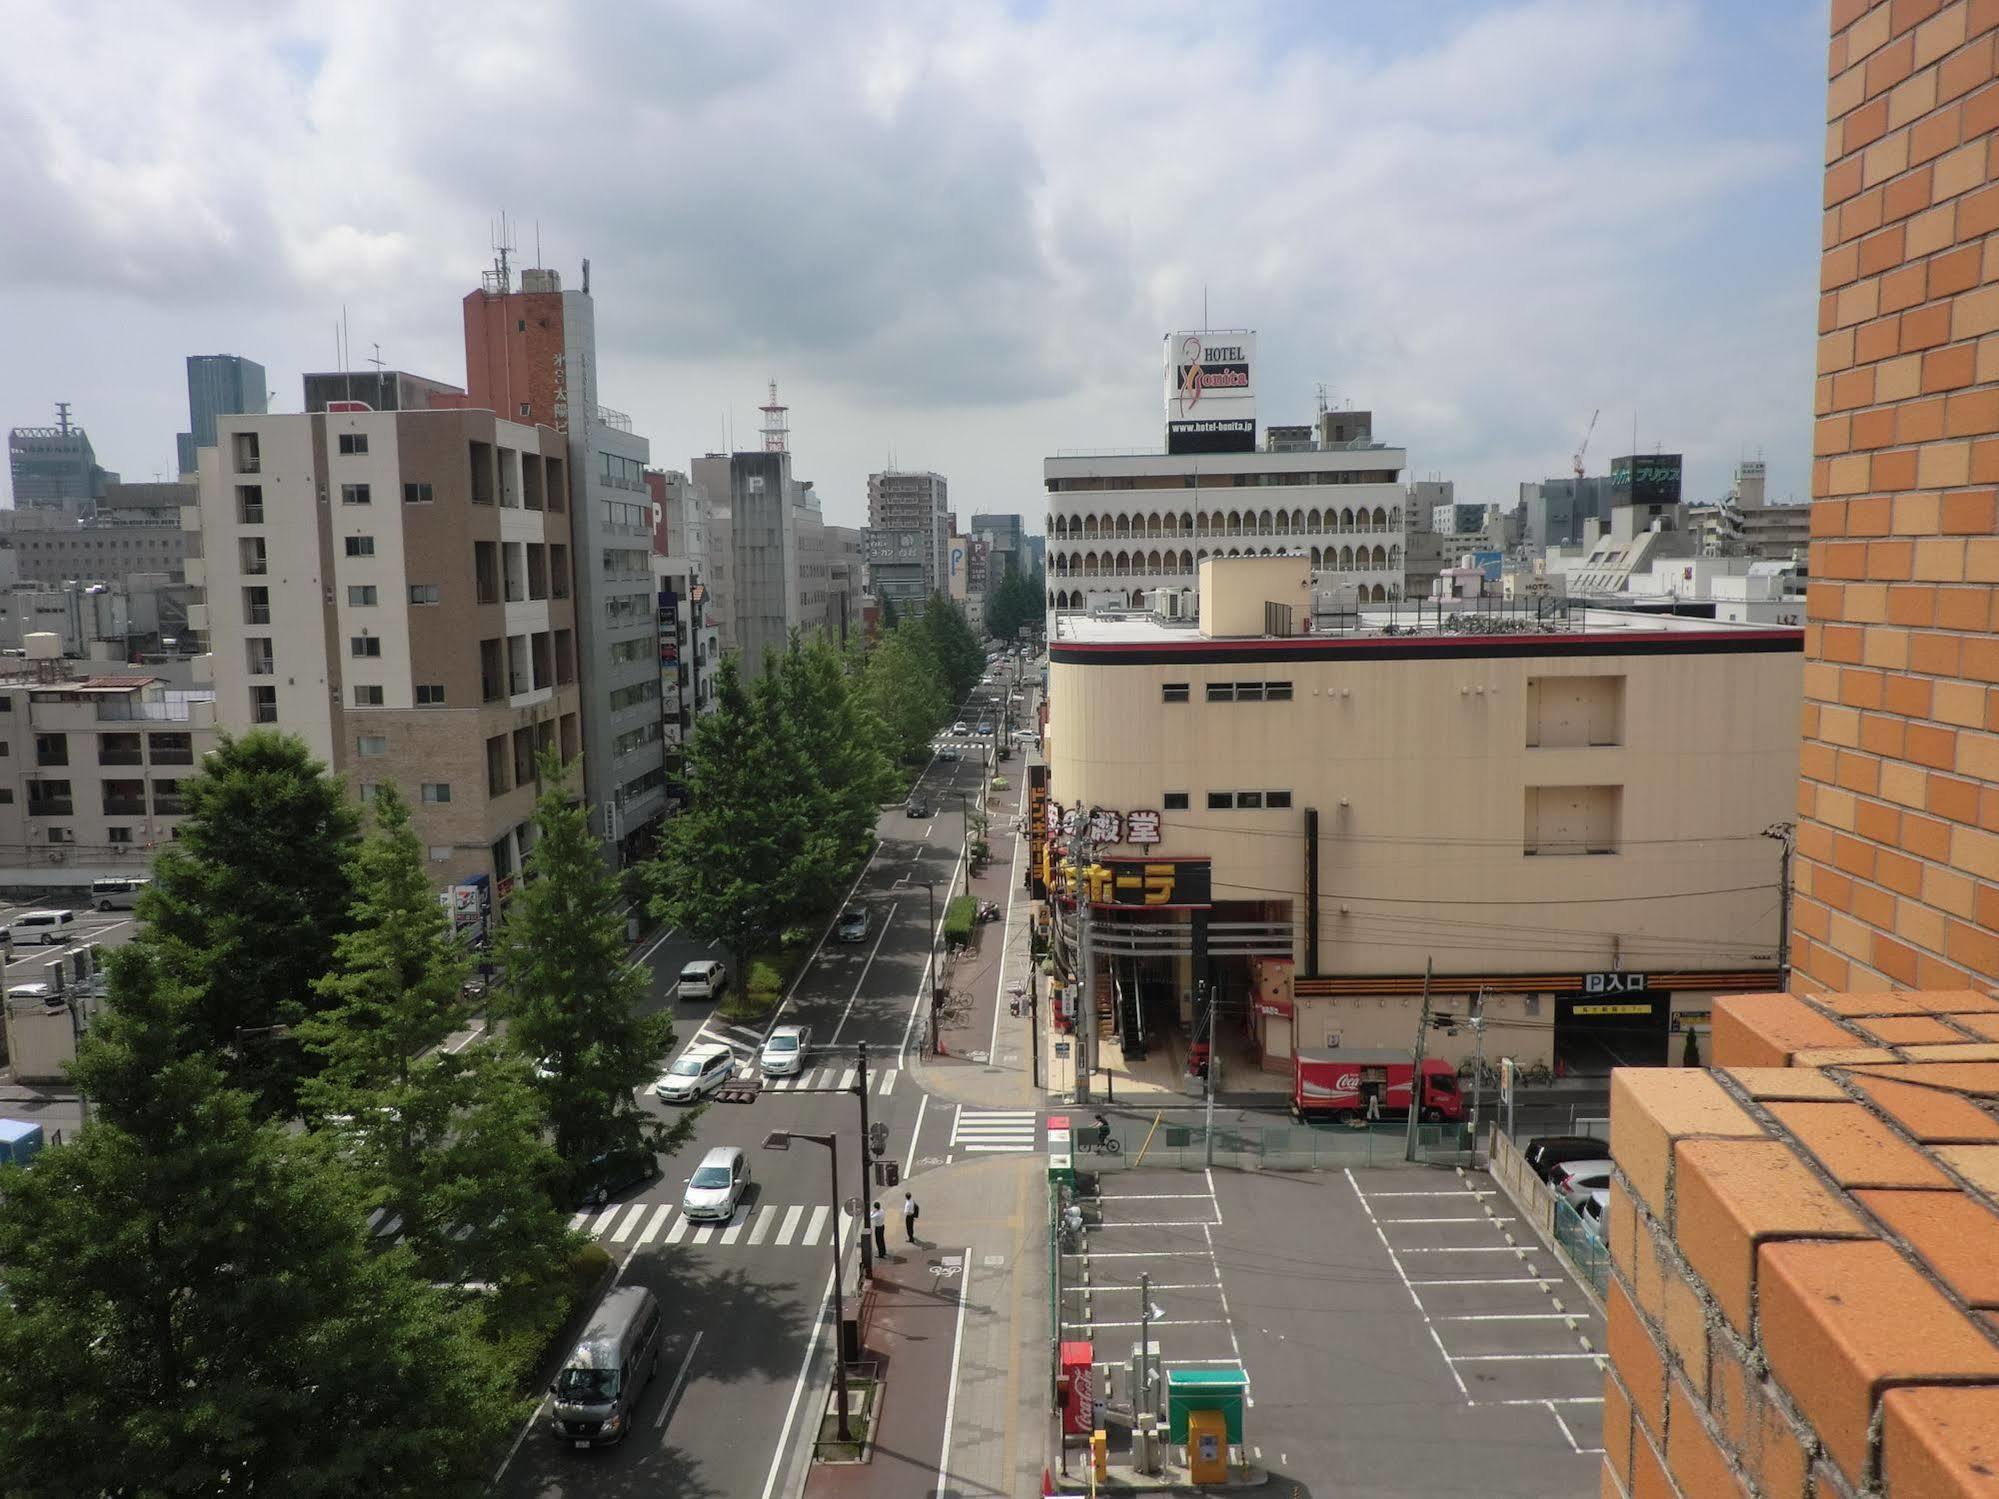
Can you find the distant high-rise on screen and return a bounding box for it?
[176,355,267,477]
[867,470,949,617]
[9,404,116,514]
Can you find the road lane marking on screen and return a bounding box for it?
[568,1210,592,1231]
[639,1205,673,1245]
[666,1213,693,1245]
[903,1092,928,1180]
[899,839,970,1059]
[802,1205,828,1246]
[835,1067,857,1091]
[610,1203,649,1243]
[776,1204,803,1246]
[985,767,1029,1062]
[749,1205,777,1245]
[653,1329,704,1430]
[756,1247,841,1499]
[692,1223,716,1244]
[932,1249,974,1497]
[720,1207,750,1245]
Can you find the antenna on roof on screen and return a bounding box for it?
[367,342,385,376]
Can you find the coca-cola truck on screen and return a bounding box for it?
[1291,1048,1464,1123]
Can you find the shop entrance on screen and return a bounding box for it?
[1553,986,1671,1075]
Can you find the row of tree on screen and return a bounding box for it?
[983,563,1047,643]
[0,733,675,1496]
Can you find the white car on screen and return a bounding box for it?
[682,1146,751,1222]
[653,1043,735,1103]
[952,721,969,735]
[1552,1158,1614,1209]
[760,1025,811,1076]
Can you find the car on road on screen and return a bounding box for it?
[7,910,76,946]
[834,906,871,942]
[952,720,969,734]
[1551,1158,1614,1208]
[907,798,931,818]
[550,1285,663,1447]
[681,1145,752,1223]
[569,1147,662,1210]
[976,721,993,736]
[1523,1135,1612,1185]
[760,1024,811,1076]
[675,959,728,1001]
[653,1043,736,1103]
[938,745,960,762]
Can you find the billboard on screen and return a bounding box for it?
[948,535,969,600]
[865,529,929,564]
[1165,330,1256,427]
[1609,454,1683,509]
[1167,417,1256,455]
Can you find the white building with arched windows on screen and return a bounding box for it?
[1043,415,1409,615]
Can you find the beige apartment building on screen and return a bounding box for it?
[191,407,581,903]
[1041,557,1802,1076]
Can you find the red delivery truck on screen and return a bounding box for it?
[1292,1048,1464,1123]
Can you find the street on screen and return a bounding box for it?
[494,662,1034,1498]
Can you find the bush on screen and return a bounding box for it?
[942,895,976,950]
[474,1239,612,1392]
[747,956,785,999]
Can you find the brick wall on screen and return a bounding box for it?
[1600,989,1999,1495]
[1802,0,1999,993]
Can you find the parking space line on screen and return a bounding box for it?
[1487,1396,1605,1407]
[1345,1168,1469,1400]
[1064,1250,1211,1259]
[1063,1319,1226,1330]
[1546,1403,1602,1456]
[1378,1216,1516,1225]
[1448,1352,1605,1363]
[1089,1283,1214,1293]
[1089,1193,1216,1201]
[1086,1219,1220,1229]
[1391,1245,1523,1254]
[1436,1313,1579,1322]
[1408,1277,1556,1287]
[1367,1189,1498,1197]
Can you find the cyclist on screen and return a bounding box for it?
[1093,1113,1113,1153]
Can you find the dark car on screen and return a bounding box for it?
[569,1147,662,1211]
[907,799,931,818]
[835,907,871,943]
[1523,1135,1613,1185]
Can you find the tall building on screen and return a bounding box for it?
[1045,335,1408,612]
[192,404,581,902]
[9,406,116,514]
[1790,1,1999,995]
[461,261,665,863]
[176,355,267,477]
[1519,475,1615,553]
[693,450,805,673]
[971,511,1024,582]
[867,470,950,617]
[1689,459,1812,561]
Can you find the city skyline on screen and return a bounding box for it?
[2,0,1825,524]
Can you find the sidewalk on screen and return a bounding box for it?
[805,1153,1050,1499]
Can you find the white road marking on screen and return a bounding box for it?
[879,1068,897,1096]
[639,1205,673,1245]
[835,1067,857,1092]
[802,1205,829,1246]
[692,1223,716,1245]
[666,1213,694,1245]
[827,901,900,1047]
[749,1205,777,1245]
[610,1203,648,1243]
[776,1205,803,1246]
[903,1092,928,1180]
[653,1329,704,1430]
[932,1251,974,1498]
[720,1207,750,1245]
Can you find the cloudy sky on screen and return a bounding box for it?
[3,0,1827,530]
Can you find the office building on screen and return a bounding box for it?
[2,481,195,589]
[192,404,581,901]
[9,406,116,514]
[1520,474,1616,552]
[1040,555,1799,1080]
[1045,335,1408,611]
[461,261,665,863]
[176,355,267,477]
[693,449,808,672]
[971,511,1024,582]
[867,470,950,618]
[1689,460,1812,561]
[646,467,720,755]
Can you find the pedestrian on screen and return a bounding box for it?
[870,1200,887,1259]
[903,1191,921,1244]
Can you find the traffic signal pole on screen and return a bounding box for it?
[855,1039,873,1278]
[1402,958,1434,1164]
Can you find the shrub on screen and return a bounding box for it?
[943,895,976,949]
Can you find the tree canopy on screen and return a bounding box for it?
[985,563,1046,642]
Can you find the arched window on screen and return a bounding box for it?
[1308,508,1323,530]
[1274,511,1289,535]
[1083,515,1098,539]
[1197,548,1209,562]
[1339,545,1354,569]
[1340,507,1355,528]
[1197,510,1211,531]
[1162,512,1177,534]
[1148,549,1163,572]
[1147,511,1162,537]
[1130,589,1145,606]
[1258,509,1274,533]
[1311,546,1322,568]
[1083,554,1100,577]
[1260,546,1273,557]
[1371,583,1387,603]
[1113,550,1130,575]
[1389,507,1401,528]
[1227,547,1241,558]
[1374,545,1388,569]
[1389,545,1402,569]
[1227,509,1242,533]
[1181,511,1194,531]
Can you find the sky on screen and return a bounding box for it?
[1,0,1829,531]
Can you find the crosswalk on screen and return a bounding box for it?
[564,1199,860,1253]
[951,1106,1040,1153]
[762,1065,898,1095]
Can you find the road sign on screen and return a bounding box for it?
[844,1196,861,1217]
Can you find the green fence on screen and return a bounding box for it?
[1552,1193,1609,1298]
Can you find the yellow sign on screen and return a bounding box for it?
[1572,1002,1653,1016]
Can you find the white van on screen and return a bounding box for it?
[90,878,149,912]
[675,959,727,1001]
[7,910,75,946]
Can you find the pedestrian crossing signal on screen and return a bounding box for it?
[868,1122,890,1157]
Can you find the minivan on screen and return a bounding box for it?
[7,910,75,946]
[89,878,148,912]
[549,1285,663,1448]
[681,1145,750,1222]
[675,959,727,1001]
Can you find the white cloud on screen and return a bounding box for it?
[0,0,1822,518]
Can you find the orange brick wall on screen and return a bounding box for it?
[1599,989,1999,1496]
[1802,0,1999,994]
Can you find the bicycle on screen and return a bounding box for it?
[1076,1133,1122,1156]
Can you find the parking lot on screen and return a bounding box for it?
[1062,1163,1603,1497]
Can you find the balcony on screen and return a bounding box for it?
[102,797,147,817]
[241,557,269,577]
[251,703,279,725]
[239,505,265,525]
[27,799,74,818]
[247,607,271,626]
[153,796,186,816]
[98,750,143,768]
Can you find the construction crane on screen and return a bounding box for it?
[1572,408,1599,484]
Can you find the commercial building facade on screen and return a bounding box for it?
[1041,557,1801,1077]
[9,408,116,514]
[177,354,267,478]
[867,469,949,617]
[192,405,581,899]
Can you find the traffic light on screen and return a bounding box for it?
[868,1121,890,1159]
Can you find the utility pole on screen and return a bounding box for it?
[1200,980,1217,1168]
[855,1040,873,1279]
[1071,820,1096,1105]
[1138,1269,1153,1430]
[1402,959,1433,1164]
[1467,989,1488,1149]
[1764,820,1796,990]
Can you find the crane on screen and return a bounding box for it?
[1572,408,1599,484]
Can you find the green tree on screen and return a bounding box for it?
[879,592,900,630]
[860,624,950,764]
[773,631,896,868]
[652,657,819,983]
[916,591,985,702]
[986,564,1047,641]
[136,729,359,1116]
[496,752,680,1185]
[0,949,517,1497]
[299,784,570,1290]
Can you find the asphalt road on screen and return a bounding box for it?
[494,657,1035,1499]
[0,897,148,1142]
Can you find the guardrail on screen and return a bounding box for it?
[1071,1117,1476,1171]
[1488,1126,1606,1299]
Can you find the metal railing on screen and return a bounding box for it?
[1075,1117,1475,1171]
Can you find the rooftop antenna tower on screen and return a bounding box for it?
[1316,383,1330,418]
[366,342,385,376]
[54,402,72,434]
[484,213,516,294]
[759,379,789,453]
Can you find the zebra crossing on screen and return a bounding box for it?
[762,1065,898,1095]
[950,1106,1040,1153]
[565,1199,860,1253]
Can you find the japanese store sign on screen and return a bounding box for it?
[1044,801,1162,848]
[1053,856,1212,909]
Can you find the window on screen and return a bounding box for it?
[356,735,388,757]
[236,484,264,524]
[358,782,380,802]
[1207,791,1233,809]
[1206,683,1233,703]
[408,584,441,605]
[0,789,14,804]
[415,684,445,706]
[345,535,375,557]
[350,636,382,658]
[347,585,378,607]
[353,685,384,706]
[1236,791,1264,809]
[1164,792,1189,810]
[518,402,531,418]
[403,482,434,504]
[1266,790,1294,809]
[250,685,278,724]
[244,585,271,624]
[340,483,372,505]
[46,827,73,845]
[1265,681,1294,701]
[108,827,133,845]
[421,783,452,804]
[1234,682,1265,702]
[1162,683,1189,703]
[338,433,369,455]
[429,845,452,862]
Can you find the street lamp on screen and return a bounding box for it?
[763,1129,853,1442]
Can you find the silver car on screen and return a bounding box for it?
[681,1146,750,1222]
[760,1024,810,1076]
